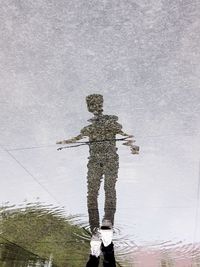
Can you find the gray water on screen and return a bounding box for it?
[0,0,200,266]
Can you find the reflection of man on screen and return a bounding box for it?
[57,94,138,231]
[57,94,139,266]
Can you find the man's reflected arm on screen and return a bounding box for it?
[118,130,139,154]
[56,133,85,144]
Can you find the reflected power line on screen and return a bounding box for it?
[3,148,60,205]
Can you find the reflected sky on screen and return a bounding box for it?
[0,0,200,266]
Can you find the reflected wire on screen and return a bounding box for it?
[7,137,130,151]
[4,148,60,205]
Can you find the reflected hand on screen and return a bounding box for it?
[131,145,140,154]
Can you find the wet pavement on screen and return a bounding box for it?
[1,0,200,266]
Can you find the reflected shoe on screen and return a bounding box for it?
[99,220,113,247]
[90,234,101,257]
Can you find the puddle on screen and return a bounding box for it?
[1,94,200,266]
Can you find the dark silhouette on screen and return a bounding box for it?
[57,94,139,266]
[57,94,138,231]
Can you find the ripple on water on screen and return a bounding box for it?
[0,202,91,266]
[1,203,200,267]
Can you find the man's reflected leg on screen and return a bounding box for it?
[103,157,118,225]
[100,157,118,266]
[87,159,103,233]
[100,223,116,267]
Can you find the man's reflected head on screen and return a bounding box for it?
[86,94,103,115]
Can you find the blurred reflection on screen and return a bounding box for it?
[0,203,90,266]
[57,94,139,234]
[1,203,200,267]
[57,94,139,266]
